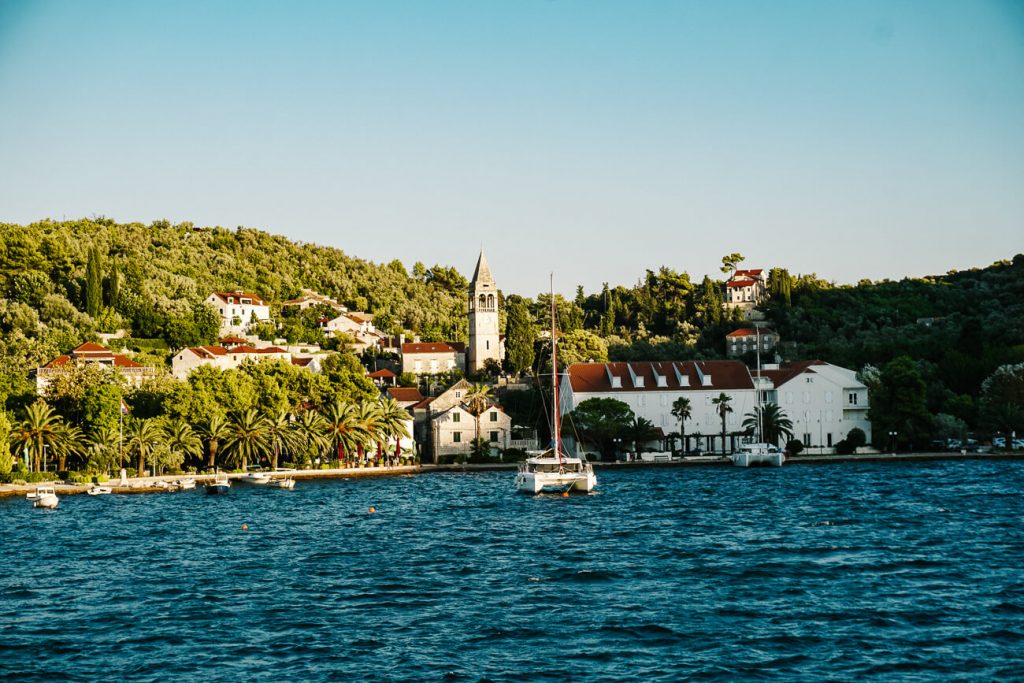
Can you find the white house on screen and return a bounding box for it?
[560,360,758,454]
[401,342,466,376]
[724,269,767,313]
[756,360,871,452]
[432,403,512,459]
[282,290,345,311]
[36,342,158,393]
[205,291,272,335]
[171,343,291,379]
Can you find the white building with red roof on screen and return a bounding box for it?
[725,268,767,314]
[171,342,291,379]
[205,290,272,335]
[561,360,758,454]
[36,342,158,393]
[401,341,466,376]
[755,360,871,453]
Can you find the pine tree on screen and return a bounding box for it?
[85,246,103,317]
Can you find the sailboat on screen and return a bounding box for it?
[515,277,597,494]
[730,324,785,467]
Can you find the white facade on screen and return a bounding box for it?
[467,250,502,373]
[765,361,872,451]
[433,404,512,457]
[724,269,767,312]
[401,342,465,375]
[171,344,292,379]
[205,291,272,335]
[560,361,758,453]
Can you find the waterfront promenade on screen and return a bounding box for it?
[3,450,1022,497]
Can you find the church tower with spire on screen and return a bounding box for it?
[467,249,501,373]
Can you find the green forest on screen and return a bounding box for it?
[1,218,1022,475]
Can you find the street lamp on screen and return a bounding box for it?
[889,431,897,454]
[43,444,49,473]
[613,437,622,462]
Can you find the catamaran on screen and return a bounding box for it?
[515,277,597,494]
[730,324,785,467]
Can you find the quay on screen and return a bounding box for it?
[3,451,1023,498]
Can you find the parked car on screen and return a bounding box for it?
[992,437,1024,450]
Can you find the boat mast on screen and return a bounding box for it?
[551,274,562,465]
[755,323,762,443]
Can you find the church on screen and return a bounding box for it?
[467,249,503,373]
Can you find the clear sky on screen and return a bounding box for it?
[1,1,1022,297]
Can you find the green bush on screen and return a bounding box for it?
[785,439,804,456]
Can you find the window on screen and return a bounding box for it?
[827,433,833,447]
[803,432,812,446]
[848,392,858,405]
[452,412,461,423]
[453,432,461,443]
[825,391,833,404]
[489,431,498,442]
[805,377,814,383]
[486,340,490,350]
[489,412,497,422]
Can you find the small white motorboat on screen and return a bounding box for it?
[241,472,272,485]
[31,486,59,508]
[87,486,112,496]
[205,476,231,495]
[268,477,296,489]
[177,478,196,490]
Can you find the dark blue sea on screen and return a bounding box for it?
[2,460,1023,682]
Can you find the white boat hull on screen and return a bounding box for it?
[34,494,59,508]
[730,446,785,467]
[87,486,112,496]
[516,469,597,494]
[269,478,296,489]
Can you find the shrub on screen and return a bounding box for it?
[785,439,804,456]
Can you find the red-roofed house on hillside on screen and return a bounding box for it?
[401,342,466,376]
[171,344,292,379]
[36,342,158,393]
[205,290,272,335]
[368,368,397,387]
[560,360,758,455]
[725,268,767,314]
[726,327,780,358]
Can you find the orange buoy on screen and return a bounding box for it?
[242,524,248,530]
[368,507,376,513]
[562,491,570,497]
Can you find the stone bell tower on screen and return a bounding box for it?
[467,249,501,373]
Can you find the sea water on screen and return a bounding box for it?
[1,460,1022,681]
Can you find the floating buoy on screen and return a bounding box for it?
[368,507,376,514]
[562,491,569,498]
[242,524,248,530]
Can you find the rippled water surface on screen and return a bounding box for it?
[2,460,1024,681]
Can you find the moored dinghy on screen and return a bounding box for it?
[268,477,296,489]
[31,486,60,508]
[205,475,231,495]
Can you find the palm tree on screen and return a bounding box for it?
[127,418,163,475]
[324,401,364,466]
[264,409,299,470]
[294,409,328,468]
[9,402,63,472]
[52,422,86,472]
[712,392,733,454]
[377,398,411,459]
[742,403,794,447]
[223,409,270,471]
[464,383,492,445]
[626,416,659,454]
[88,424,120,473]
[671,397,692,454]
[163,418,203,471]
[198,414,231,469]
[355,401,384,463]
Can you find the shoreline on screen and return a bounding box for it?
[4,451,1023,497]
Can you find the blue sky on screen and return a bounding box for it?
[1,1,1022,297]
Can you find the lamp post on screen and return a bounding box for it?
[43,444,49,473]
[613,437,622,462]
[889,431,897,454]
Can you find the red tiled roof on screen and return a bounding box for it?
[755,360,825,386]
[388,387,424,403]
[73,342,110,353]
[292,357,313,367]
[43,355,71,368]
[412,396,435,410]
[734,269,764,277]
[229,345,259,354]
[566,361,754,393]
[112,355,143,368]
[726,328,775,338]
[402,342,460,354]
[368,369,397,378]
[255,347,286,354]
[220,336,247,344]
[210,291,266,305]
[726,279,756,288]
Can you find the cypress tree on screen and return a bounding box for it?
[85,246,103,317]
[504,297,536,375]
[106,263,121,309]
